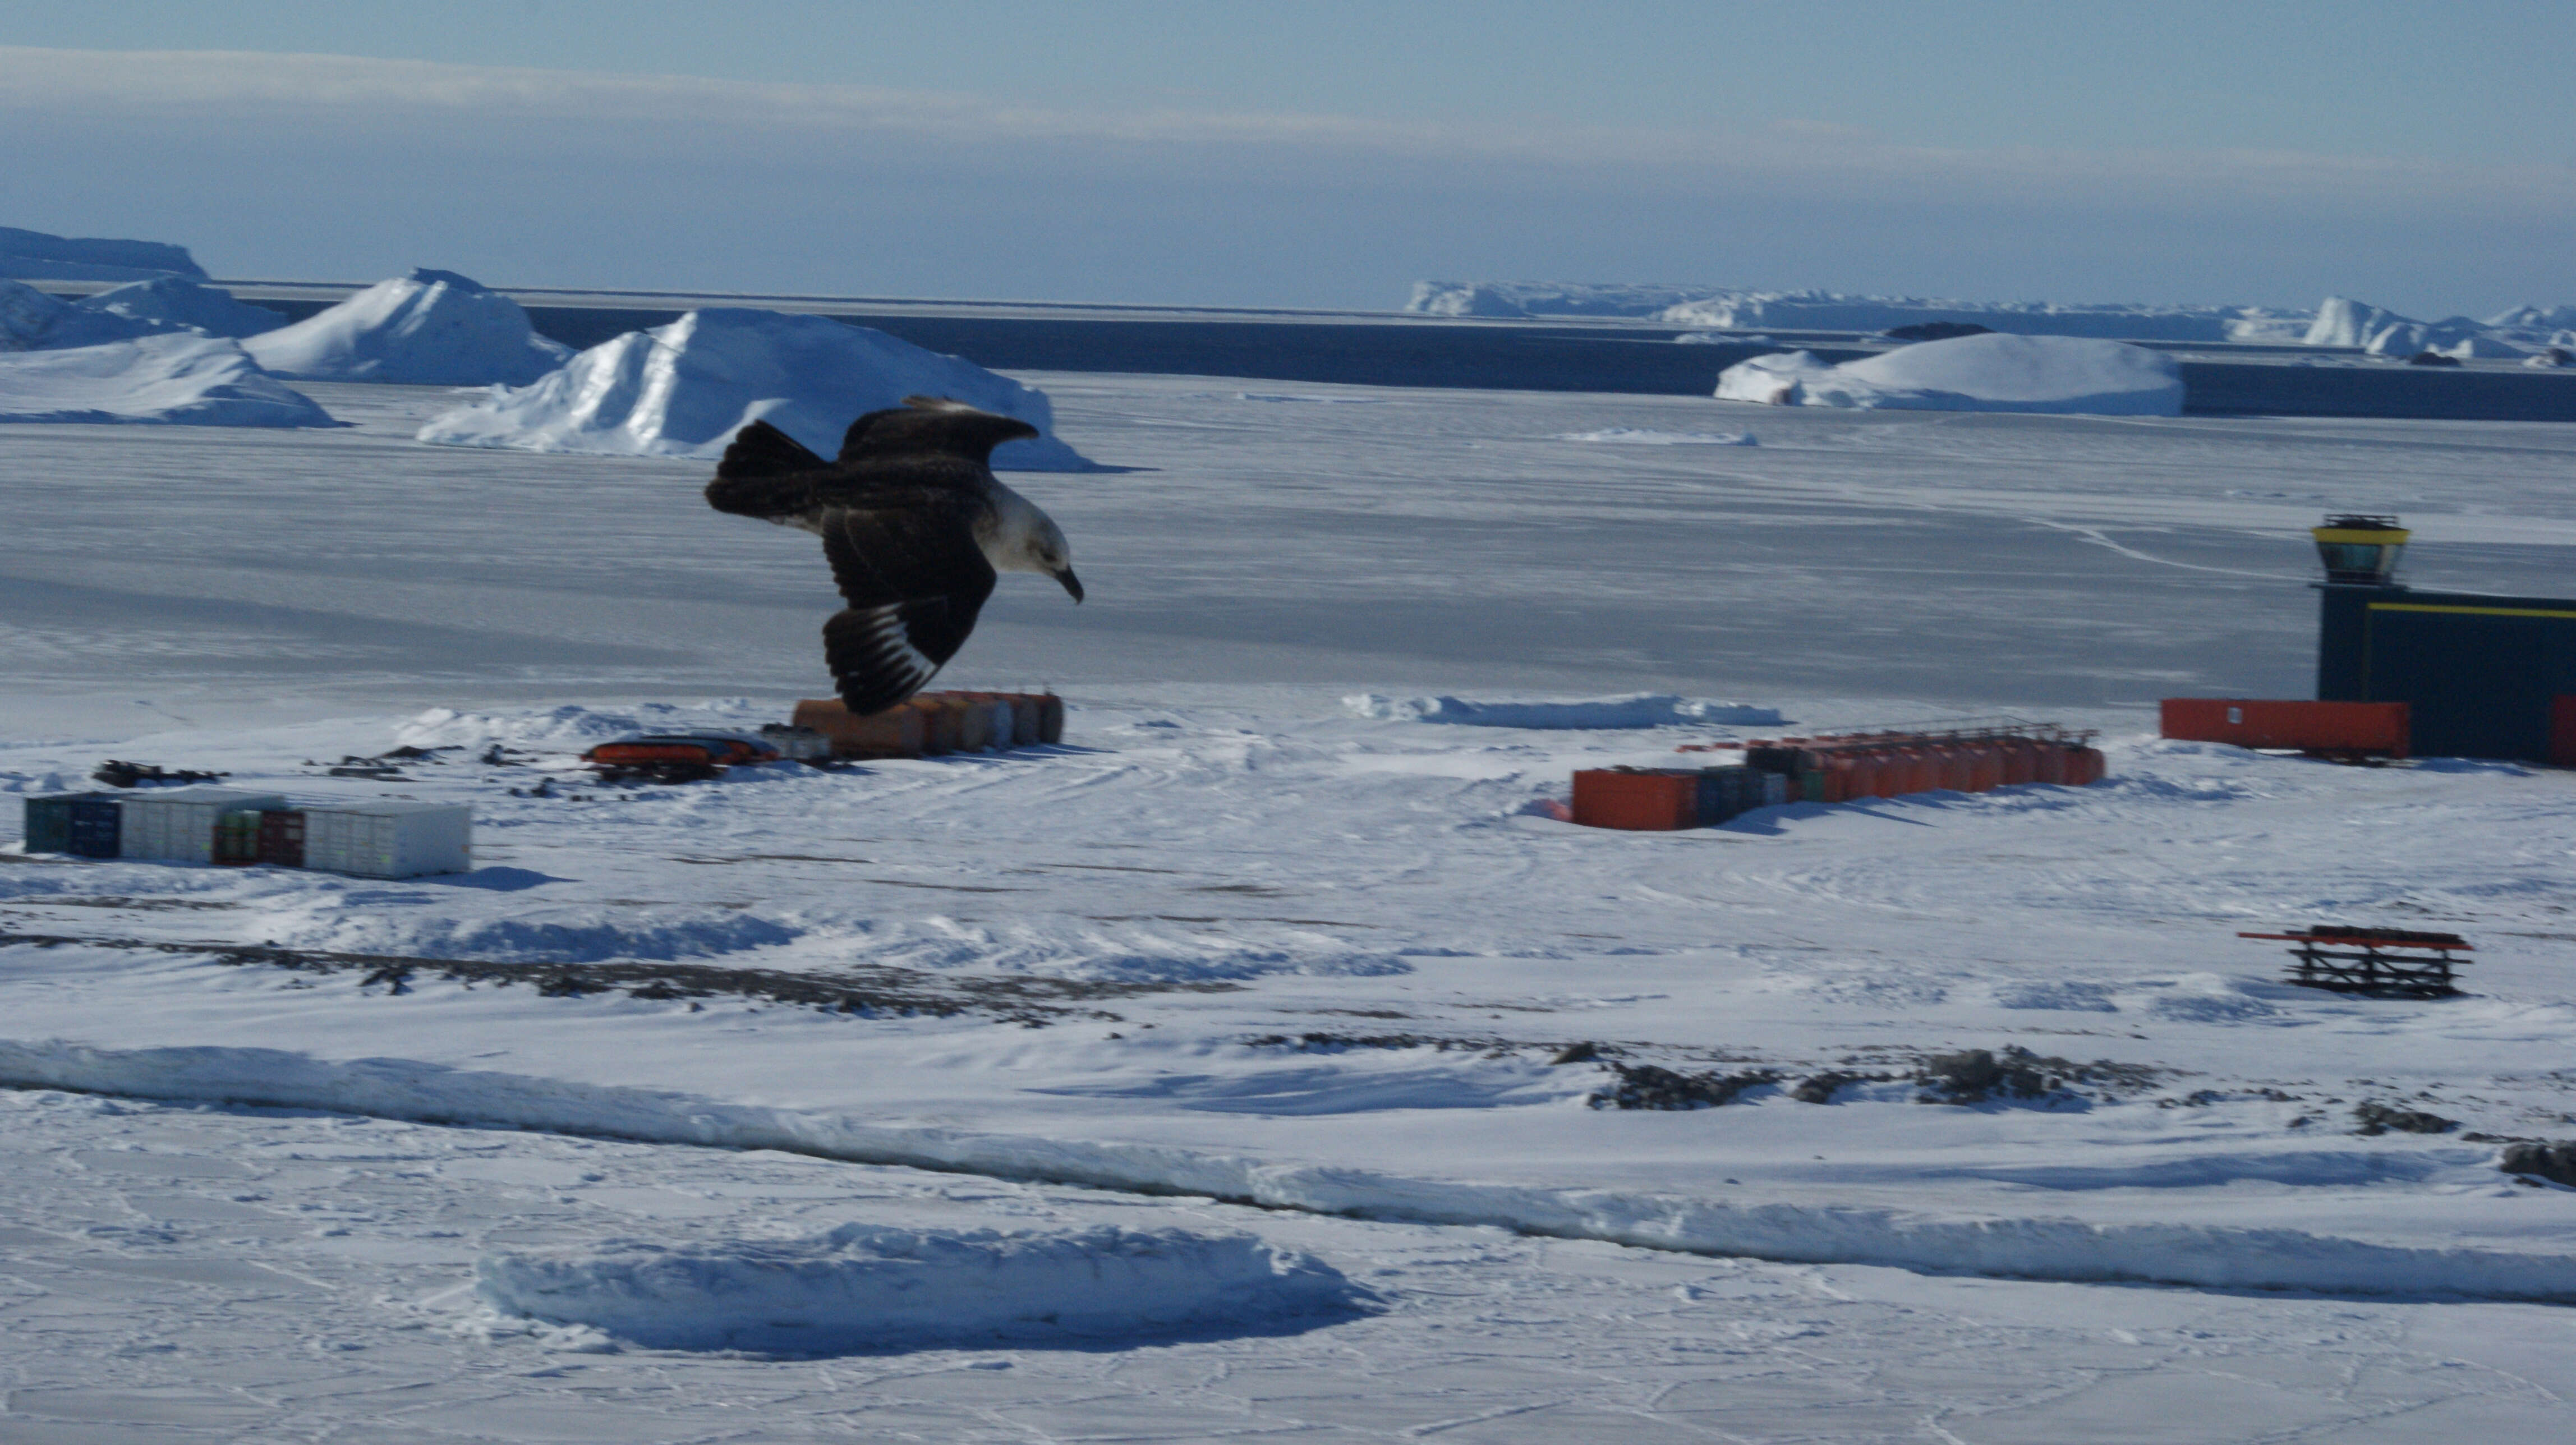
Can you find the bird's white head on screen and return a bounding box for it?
[987,490,1083,602]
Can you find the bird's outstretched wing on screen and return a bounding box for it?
[816,491,999,714]
[838,396,1039,466]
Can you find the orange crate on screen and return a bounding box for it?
[2160,699,2409,757]
[1571,770,1698,831]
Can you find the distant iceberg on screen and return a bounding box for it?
[1,278,173,352]
[0,333,336,427]
[0,226,206,283]
[1345,694,1783,729]
[1716,334,2183,416]
[416,307,1097,471]
[1403,280,2293,342]
[73,277,286,339]
[245,269,572,385]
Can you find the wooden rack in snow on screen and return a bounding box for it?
[2238,925,2472,998]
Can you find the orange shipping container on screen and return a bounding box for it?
[794,698,928,758]
[2159,698,2409,757]
[1571,770,1698,831]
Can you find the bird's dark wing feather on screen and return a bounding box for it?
[839,397,1039,466]
[816,493,998,714]
[705,420,833,518]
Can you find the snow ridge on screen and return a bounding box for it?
[6,1039,2566,1305]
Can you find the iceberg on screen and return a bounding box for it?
[0,226,206,282]
[1715,334,2183,416]
[72,276,286,339]
[1406,280,1720,318]
[1,278,168,352]
[0,333,336,427]
[416,307,1096,471]
[244,269,572,385]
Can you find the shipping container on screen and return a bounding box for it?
[793,698,930,758]
[257,809,306,868]
[2034,745,2068,785]
[910,696,959,754]
[213,810,260,866]
[2159,698,2410,758]
[757,723,834,762]
[303,802,472,878]
[20,792,114,854]
[117,788,291,864]
[959,692,1040,747]
[1572,768,1698,831]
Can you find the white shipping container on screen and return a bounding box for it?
[302,802,471,878]
[115,788,290,863]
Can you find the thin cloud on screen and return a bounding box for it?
[6,45,2568,213]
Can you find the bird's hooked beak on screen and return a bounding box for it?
[1055,567,1084,603]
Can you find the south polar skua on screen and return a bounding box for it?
[704,396,1083,713]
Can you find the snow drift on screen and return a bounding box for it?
[73,276,286,339]
[415,307,1096,471]
[1716,334,2184,416]
[244,269,572,385]
[0,226,206,282]
[11,1040,2576,1306]
[0,333,337,427]
[1345,694,1784,729]
[478,1223,1367,1352]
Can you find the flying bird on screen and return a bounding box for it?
[704,397,1082,714]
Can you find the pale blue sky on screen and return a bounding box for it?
[6,2,2569,312]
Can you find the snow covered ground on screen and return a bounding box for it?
[7,373,2576,1439]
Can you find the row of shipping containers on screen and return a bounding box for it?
[1571,728,2107,831]
[791,691,1065,759]
[21,786,471,877]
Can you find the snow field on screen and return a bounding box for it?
[6,1034,2575,1305]
[10,369,2576,1435]
[11,1089,2569,1441]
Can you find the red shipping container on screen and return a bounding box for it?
[2159,699,2409,758]
[2000,739,2038,786]
[1966,742,2004,793]
[1571,770,1698,831]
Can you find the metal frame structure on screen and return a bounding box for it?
[2239,925,2472,998]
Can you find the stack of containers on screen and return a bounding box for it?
[19,790,470,878]
[792,691,1065,760]
[1574,721,2105,830]
[117,787,291,863]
